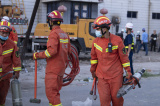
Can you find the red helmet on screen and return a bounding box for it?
[93,16,111,29]
[0,20,11,27]
[0,21,12,32]
[47,10,63,22]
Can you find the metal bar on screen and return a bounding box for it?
[20,0,40,62]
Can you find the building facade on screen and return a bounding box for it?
[1,0,160,37]
[36,0,160,37]
[98,0,160,37]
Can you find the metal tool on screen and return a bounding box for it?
[90,77,97,100]
[30,46,41,103]
[11,79,23,106]
[117,69,145,98]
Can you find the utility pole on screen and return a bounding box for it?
[20,0,40,62]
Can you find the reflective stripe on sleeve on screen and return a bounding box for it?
[14,41,17,44]
[13,67,21,71]
[122,62,130,67]
[90,60,98,64]
[0,68,2,72]
[2,48,14,55]
[34,52,37,59]
[94,43,102,52]
[125,46,133,49]
[45,49,51,58]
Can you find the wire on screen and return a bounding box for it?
[62,45,80,86]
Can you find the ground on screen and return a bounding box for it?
[5,50,160,106]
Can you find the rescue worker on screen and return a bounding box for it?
[33,10,71,106]
[136,31,141,51]
[0,25,21,106]
[137,28,148,56]
[1,16,18,45]
[150,30,157,52]
[124,23,134,75]
[90,16,132,106]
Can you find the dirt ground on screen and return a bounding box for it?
[21,49,160,83]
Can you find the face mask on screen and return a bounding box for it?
[0,35,8,41]
[95,30,102,37]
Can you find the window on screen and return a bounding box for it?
[47,2,59,13]
[152,13,160,19]
[89,22,96,38]
[127,11,138,18]
[71,2,91,24]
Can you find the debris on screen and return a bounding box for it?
[72,97,92,106]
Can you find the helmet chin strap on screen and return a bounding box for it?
[101,28,106,35]
[48,21,53,30]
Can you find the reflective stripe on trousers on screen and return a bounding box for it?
[49,103,62,106]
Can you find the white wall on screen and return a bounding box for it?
[12,0,38,34]
[42,0,101,3]
[14,0,47,34]
[149,0,160,37]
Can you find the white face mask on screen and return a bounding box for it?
[95,30,102,37]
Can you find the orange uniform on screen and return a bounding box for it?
[0,39,21,105]
[90,33,131,106]
[35,26,71,105]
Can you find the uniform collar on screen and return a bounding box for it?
[51,26,60,31]
[0,39,7,46]
[102,32,112,39]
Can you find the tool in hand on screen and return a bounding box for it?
[30,46,41,103]
[90,77,97,100]
[117,69,145,98]
[93,77,97,100]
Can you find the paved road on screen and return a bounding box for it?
[5,76,160,106]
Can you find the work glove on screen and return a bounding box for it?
[126,71,132,80]
[91,71,97,79]
[33,52,39,60]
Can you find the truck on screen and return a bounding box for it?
[31,18,96,54]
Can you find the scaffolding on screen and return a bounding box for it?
[11,0,28,34]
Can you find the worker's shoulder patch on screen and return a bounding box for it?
[122,48,126,54]
[15,51,19,58]
[13,30,17,33]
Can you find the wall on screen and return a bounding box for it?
[98,0,150,36]
[22,0,47,33]
[42,0,101,3]
[99,0,160,37]
[149,0,160,37]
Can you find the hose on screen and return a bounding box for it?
[62,45,80,86]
